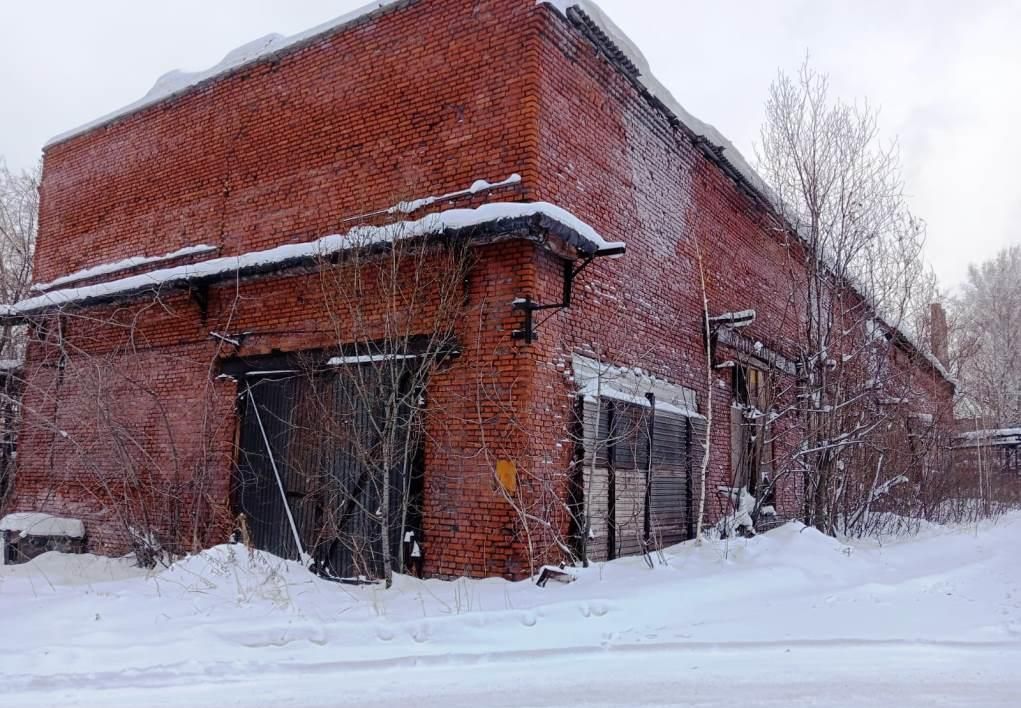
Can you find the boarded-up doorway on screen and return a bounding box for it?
[578,396,706,561]
[233,360,422,581]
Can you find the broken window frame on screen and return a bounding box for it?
[730,363,775,500]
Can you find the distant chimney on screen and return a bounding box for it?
[930,302,949,368]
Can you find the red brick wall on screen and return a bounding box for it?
[35,0,544,284]
[520,4,955,533]
[20,0,558,577]
[524,5,797,526]
[13,239,543,577]
[13,338,238,556]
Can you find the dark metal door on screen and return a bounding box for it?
[234,366,418,580]
[236,375,303,561]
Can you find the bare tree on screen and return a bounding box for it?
[693,235,712,541]
[315,227,474,586]
[3,300,238,567]
[0,160,39,362]
[0,160,38,508]
[755,59,938,534]
[951,245,1021,426]
[7,224,475,574]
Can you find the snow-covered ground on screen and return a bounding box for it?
[2,515,1019,707]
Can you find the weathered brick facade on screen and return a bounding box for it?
[6,0,954,577]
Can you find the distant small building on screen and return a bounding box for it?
[953,424,1021,484]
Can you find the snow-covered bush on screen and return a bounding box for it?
[129,526,170,569]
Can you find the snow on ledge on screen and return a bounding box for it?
[959,427,1021,440]
[33,244,218,293]
[34,173,520,298]
[4,202,624,317]
[327,354,418,366]
[340,173,524,224]
[0,358,22,372]
[0,512,85,539]
[955,427,1021,448]
[388,174,522,215]
[45,0,401,148]
[572,353,701,418]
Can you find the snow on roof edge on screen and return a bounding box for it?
[956,427,1021,441]
[33,244,219,293]
[4,202,623,317]
[45,0,403,149]
[871,314,954,385]
[898,330,955,385]
[538,1,774,204]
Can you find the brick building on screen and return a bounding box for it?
[0,0,954,578]
[951,423,1021,505]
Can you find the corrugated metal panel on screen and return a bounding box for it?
[581,465,611,562]
[236,375,302,561]
[613,467,646,558]
[581,397,611,466]
[649,411,689,548]
[0,370,19,500]
[579,396,708,561]
[612,404,650,471]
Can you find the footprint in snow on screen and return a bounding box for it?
[580,602,609,618]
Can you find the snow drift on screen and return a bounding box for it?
[1,515,1020,706]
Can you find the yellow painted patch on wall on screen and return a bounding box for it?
[496,459,517,494]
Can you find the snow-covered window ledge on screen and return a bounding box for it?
[572,353,700,418]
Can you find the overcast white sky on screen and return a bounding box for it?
[2,1,1018,290]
